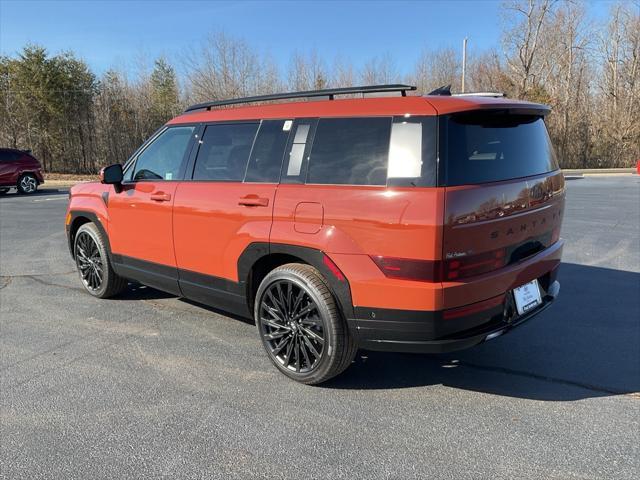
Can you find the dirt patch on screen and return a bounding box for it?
[44,173,98,182]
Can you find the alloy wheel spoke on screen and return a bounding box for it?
[282,336,295,367]
[275,283,288,316]
[263,330,290,341]
[262,303,285,323]
[291,288,306,316]
[300,336,313,366]
[266,290,287,319]
[271,334,292,356]
[300,333,321,360]
[300,325,324,345]
[261,317,290,331]
[291,303,317,322]
[300,314,322,327]
[294,335,301,372]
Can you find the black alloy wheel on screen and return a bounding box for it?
[75,230,104,292]
[259,279,326,374]
[255,263,357,384]
[73,222,127,298]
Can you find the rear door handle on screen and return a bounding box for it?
[150,192,172,202]
[238,195,269,207]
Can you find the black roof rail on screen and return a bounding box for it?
[184,84,417,112]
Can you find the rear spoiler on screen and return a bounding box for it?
[452,104,552,117]
[426,85,551,116]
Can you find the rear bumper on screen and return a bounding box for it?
[349,275,560,354]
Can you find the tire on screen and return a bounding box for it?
[74,222,127,298]
[17,173,38,194]
[255,263,357,385]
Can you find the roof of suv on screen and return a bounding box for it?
[168,94,549,126]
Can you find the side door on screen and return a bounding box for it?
[173,119,291,313]
[108,125,197,295]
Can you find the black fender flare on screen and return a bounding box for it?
[66,210,111,259]
[237,242,356,322]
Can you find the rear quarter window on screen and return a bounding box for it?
[440,113,559,186]
[306,117,391,186]
[0,150,21,162]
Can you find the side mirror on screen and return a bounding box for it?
[99,164,123,192]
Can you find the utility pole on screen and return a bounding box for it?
[461,37,468,93]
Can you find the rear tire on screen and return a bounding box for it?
[74,222,127,298]
[255,263,357,385]
[17,173,38,194]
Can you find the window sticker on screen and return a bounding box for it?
[287,144,305,176]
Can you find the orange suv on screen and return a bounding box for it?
[66,85,564,384]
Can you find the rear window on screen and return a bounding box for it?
[245,120,290,183]
[440,113,559,186]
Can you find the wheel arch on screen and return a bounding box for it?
[18,170,41,184]
[238,243,356,323]
[67,211,111,259]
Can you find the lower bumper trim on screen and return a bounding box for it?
[352,280,559,354]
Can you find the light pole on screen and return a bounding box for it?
[461,37,468,93]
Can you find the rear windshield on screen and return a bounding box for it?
[439,112,559,186]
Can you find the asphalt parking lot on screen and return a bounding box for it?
[1,176,638,479]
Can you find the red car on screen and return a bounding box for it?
[66,85,564,384]
[0,148,44,194]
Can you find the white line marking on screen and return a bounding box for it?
[32,197,67,202]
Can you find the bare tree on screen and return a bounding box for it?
[411,47,461,93]
[183,32,279,103]
[288,50,329,91]
[331,56,356,88]
[360,53,398,85]
[467,49,514,93]
[502,0,558,99]
[593,2,640,167]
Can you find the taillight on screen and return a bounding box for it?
[370,256,442,282]
[444,248,507,281]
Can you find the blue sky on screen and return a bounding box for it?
[0,0,615,77]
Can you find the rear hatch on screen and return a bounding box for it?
[439,110,565,298]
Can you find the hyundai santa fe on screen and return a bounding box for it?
[0,148,44,194]
[65,84,565,384]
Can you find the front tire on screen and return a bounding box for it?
[255,263,357,385]
[17,173,38,194]
[74,222,127,298]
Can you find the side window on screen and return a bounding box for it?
[307,117,391,186]
[245,120,291,183]
[0,150,19,162]
[387,116,437,187]
[193,123,259,181]
[132,126,195,181]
